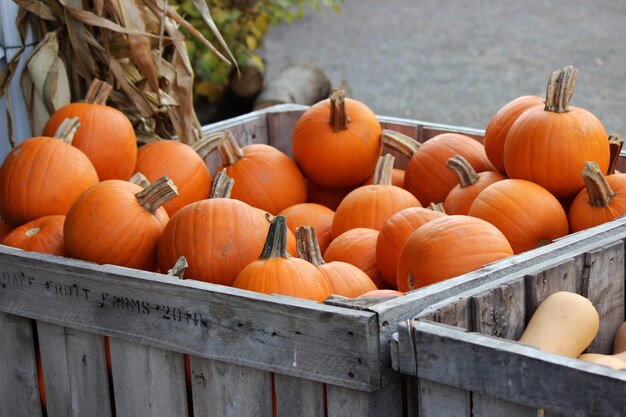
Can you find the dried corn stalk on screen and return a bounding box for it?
[1,0,235,146]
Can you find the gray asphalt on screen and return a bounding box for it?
[260,0,626,134]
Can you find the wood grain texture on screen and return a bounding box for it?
[189,357,272,417]
[0,246,379,390]
[416,380,470,417]
[108,338,187,417]
[413,320,626,416]
[472,278,526,340]
[267,107,306,156]
[0,312,42,417]
[326,377,403,417]
[524,258,578,324]
[472,395,539,417]
[36,322,112,417]
[274,373,324,417]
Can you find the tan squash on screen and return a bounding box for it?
[519,291,599,358]
[578,352,626,370]
[614,321,626,354]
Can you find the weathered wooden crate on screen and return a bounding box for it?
[2,104,626,417]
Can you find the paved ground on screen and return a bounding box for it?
[260,0,626,134]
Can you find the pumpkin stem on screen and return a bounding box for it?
[447,155,480,188]
[544,65,578,113]
[210,169,235,199]
[260,215,289,259]
[582,161,615,207]
[191,131,229,159]
[54,117,81,144]
[217,131,245,166]
[167,256,188,279]
[295,226,326,266]
[373,154,395,186]
[607,133,623,175]
[428,202,446,213]
[129,172,151,188]
[382,129,421,157]
[84,79,113,105]
[329,89,350,132]
[135,176,179,213]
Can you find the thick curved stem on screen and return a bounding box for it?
[447,155,480,188]
[607,133,623,175]
[191,131,230,159]
[582,161,615,207]
[85,79,113,105]
[210,169,234,199]
[544,65,578,113]
[428,202,446,213]
[295,226,325,266]
[260,215,289,259]
[135,176,178,213]
[329,89,350,132]
[373,154,395,186]
[54,117,81,144]
[217,131,245,166]
[167,256,188,279]
[381,129,421,157]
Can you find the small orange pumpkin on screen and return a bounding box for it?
[305,179,353,211]
[3,215,66,256]
[279,203,335,254]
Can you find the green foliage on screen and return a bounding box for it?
[176,0,344,103]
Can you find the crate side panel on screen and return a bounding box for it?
[471,277,526,339]
[37,322,112,417]
[326,377,403,417]
[0,312,42,417]
[416,380,470,417]
[524,258,578,324]
[472,395,539,417]
[274,374,325,417]
[266,108,306,155]
[109,338,188,417]
[190,357,272,417]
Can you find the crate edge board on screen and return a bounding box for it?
[0,245,381,391]
[411,320,626,416]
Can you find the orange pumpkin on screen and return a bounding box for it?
[233,216,330,302]
[324,228,388,289]
[217,131,307,214]
[279,203,335,254]
[64,178,174,271]
[0,118,99,225]
[292,89,382,189]
[43,80,137,181]
[305,179,353,211]
[443,155,506,215]
[568,162,626,233]
[503,66,610,199]
[158,172,271,286]
[0,216,14,241]
[331,154,421,239]
[376,207,446,288]
[296,226,376,298]
[468,179,569,254]
[3,215,66,256]
[483,95,544,173]
[397,215,514,292]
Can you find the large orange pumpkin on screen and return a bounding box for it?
[483,95,544,174]
[233,216,330,302]
[296,226,376,298]
[568,161,626,233]
[292,89,382,189]
[397,215,514,292]
[468,179,569,254]
[3,215,66,256]
[279,203,335,254]
[43,79,137,181]
[0,118,99,225]
[64,178,174,271]
[503,66,610,199]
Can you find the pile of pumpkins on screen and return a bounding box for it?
[0,65,624,305]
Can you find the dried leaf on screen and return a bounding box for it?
[191,0,238,73]
[13,0,58,22]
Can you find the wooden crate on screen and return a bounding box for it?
[2,104,626,417]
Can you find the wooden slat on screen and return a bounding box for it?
[524,258,578,323]
[0,247,379,391]
[471,277,526,339]
[266,106,307,156]
[274,374,324,417]
[416,380,470,417]
[0,312,42,417]
[413,320,626,416]
[326,377,403,417]
[36,322,112,417]
[189,357,272,417]
[472,395,539,417]
[583,241,625,354]
[108,338,187,417]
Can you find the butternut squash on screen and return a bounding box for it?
[614,321,626,354]
[519,291,599,358]
[578,352,626,370]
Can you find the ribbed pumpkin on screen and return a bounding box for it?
[216,131,307,214]
[396,215,514,292]
[0,118,99,225]
[42,80,137,181]
[483,95,544,173]
[296,226,376,298]
[292,89,382,189]
[64,177,174,271]
[568,162,626,233]
[331,154,421,239]
[3,215,66,256]
[279,203,335,254]
[233,216,330,302]
[468,179,569,254]
[158,172,271,286]
[503,66,610,199]
[376,207,447,288]
[324,227,388,289]
[443,156,506,215]
[133,133,223,215]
